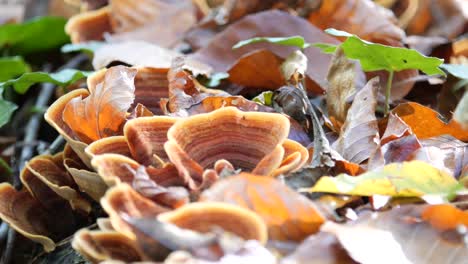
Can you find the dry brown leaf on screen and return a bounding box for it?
[92,41,181,69]
[63,66,137,144]
[200,173,325,242]
[190,10,343,95]
[326,47,358,126]
[392,102,468,141]
[332,77,381,164]
[421,204,468,231]
[227,49,285,89]
[381,113,412,145]
[308,0,404,45]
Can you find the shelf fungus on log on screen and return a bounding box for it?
[158,202,268,244]
[200,173,325,242]
[164,107,309,189]
[22,153,92,213]
[63,144,108,201]
[72,229,146,263]
[0,179,78,252]
[100,183,171,238]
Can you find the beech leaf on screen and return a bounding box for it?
[303,161,462,199]
[332,77,380,164]
[233,36,310,49]
[324,28,446,76]
[62,66,137,143]
[0,69,92,94]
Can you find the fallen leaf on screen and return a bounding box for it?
[454,91,468,128]
[392,102,468,141]
[381,135,422,164]
[304,161,462,199]
[308,0,405,45]
[190,10,344,95]
[200,173,325,241]
[422,204,468,231]
[227,49,285,89]
[320,221,412,264]
[381,113,412,145]
[63,66,137,143]
[412,135,468,178]
[332,77,380,164]
[108,0,196,48]
[326,47,357,126]
[92,41,181,69]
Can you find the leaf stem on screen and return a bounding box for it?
[385,70,394,116]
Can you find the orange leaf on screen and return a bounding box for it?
[392,102,468,141]
[200,173,325,241]
[63,66,137,143]
[421,204,468,231]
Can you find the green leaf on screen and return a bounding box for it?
[0,69,93,94]
[0,56,30,82]
[324,28,445,76]
[233,36,310,49]
[61,41,104,56]
[440,64,468,80]
[252,91,274,106]
[0,16,70,55]
[0,99,17,128]
[197,72,229,87]
[301,161,462,200]
[311,43,338,54]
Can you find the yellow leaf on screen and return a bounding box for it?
[302,161,462,198]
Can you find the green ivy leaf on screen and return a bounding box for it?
[311,42,338,54]
[233,36,310,50]
[0,69,93,94]
[0,16,70,55]
[0,56,30,82]
[61,41,104,56]
[324,28,445,76]
[440,64,468,80]
[252,91,274,106]
[0,99,17,128]
[197,72,229,87]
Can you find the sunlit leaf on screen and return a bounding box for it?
[63,66,137,143]
[0,69,92,94]
[197,72,229,87]
[303,161,462,199]
[61,41,104,56]
[311,42,337,54]
[392,102,468,141]
[252,91,274,106]
[324,28,445,76]
[0,56,30,82]
[0,16,69,55]
[233,36,310,49]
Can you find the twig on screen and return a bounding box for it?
[1,54,87,264]
[41,136,66,156]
